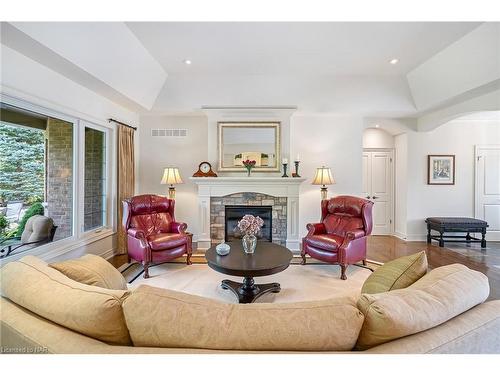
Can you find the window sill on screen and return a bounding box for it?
[0,228,116,265]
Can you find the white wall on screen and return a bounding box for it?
[394,133,408,239]
[136,113,364,242]
[137,115,208,240]
[405,118,500,240]
[363,128,394,149]
[204,108,294,176]
[291,114,364,238]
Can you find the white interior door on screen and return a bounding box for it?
[362,150,393,235]
[475,145,500,241]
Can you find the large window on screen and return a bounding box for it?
[0,100,113,259]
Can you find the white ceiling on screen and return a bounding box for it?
[127,22,480,77]
[3,21,496,118]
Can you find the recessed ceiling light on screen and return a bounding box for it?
[183,59,192,65]
[389,58,399,65]
[375,124,380,128]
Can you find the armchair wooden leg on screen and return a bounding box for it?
[186,252,192,265]
[362,259,367,266]
[340,264,347,280]
[300,250,306,265]
[143,262,150,279]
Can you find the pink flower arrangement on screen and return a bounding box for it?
[237,214,264,236]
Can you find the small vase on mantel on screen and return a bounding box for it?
[242,234,257,254]
[242,159,256,177]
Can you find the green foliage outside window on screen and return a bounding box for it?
[0,214,8,234]
[0,123,45,203]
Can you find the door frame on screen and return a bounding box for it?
[363,148,395,236]
[474,144,500,224]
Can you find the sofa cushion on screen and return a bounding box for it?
[0,255,131,345]
[50,254,128,290]
[147,233,187,251]
[361,251,428,294]
[123,285,364,351]
[356,263,490,350]
[303,234,343,252]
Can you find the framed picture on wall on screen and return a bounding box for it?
[428,155,455,185]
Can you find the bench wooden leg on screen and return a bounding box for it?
[427,226,432,244]
[439,231,444,247]
[481,229,487,248]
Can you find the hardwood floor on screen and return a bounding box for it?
[367,236,500,301]
[110,236,500,301]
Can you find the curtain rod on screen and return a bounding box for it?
[108,118,137,131]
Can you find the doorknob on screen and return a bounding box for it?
[366,196,371,199]
[372,196,379,199]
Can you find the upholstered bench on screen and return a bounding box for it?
[425,217,488,248]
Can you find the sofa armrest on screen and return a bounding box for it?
[171,222,187,234]
[127,228,146,239]
[306,223,326,236]
[364,301,500,354]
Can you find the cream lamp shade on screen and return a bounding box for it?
[312,166,335,200]
[160,167,183,199]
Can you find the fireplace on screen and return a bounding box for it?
[225,205,272,242]
[210,192,288,246]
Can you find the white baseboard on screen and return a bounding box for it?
[405,234,428,242]
[393,231,407,241]
[100,248,116,260]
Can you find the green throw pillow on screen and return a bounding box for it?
[361,251,428,294]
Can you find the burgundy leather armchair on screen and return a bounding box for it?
[122,194,192,278]
[301,195,373,280]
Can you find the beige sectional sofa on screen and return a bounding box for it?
[1,256,500,354]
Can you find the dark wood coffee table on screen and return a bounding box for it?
[205,241,293,303]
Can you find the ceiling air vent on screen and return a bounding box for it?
[151,129,188,137]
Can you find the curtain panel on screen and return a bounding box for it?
[117,125,135,255]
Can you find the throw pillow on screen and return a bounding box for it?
[361,251,428,294]
[50,254,127,290]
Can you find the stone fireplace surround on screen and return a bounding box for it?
[190,177,306,252]
[211,193,287,245]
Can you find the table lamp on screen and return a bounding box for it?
[312,166,335,200]
[160,167,183,199]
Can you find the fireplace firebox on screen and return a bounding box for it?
[225,205,272,242]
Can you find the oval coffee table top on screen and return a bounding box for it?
[205,241,293,277]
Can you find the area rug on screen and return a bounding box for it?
[129,263,372,304]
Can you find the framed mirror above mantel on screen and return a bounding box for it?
[217,122,281,172]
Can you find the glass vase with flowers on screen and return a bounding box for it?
[236,214,264,254]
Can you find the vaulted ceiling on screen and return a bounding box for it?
[127,22,478,77]
[1,21,499,121]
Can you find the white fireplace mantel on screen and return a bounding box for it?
[190,177,306,251]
